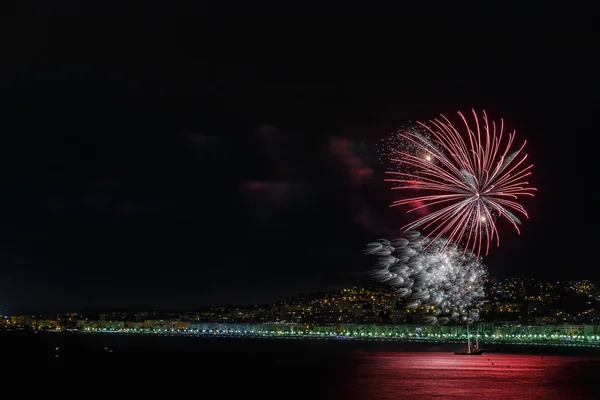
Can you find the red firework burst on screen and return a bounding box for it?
[385,109,536,256]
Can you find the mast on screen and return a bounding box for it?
[466,324,471,353]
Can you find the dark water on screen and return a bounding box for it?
[4,332,600,398]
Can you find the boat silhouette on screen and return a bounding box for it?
[454,324,483,355]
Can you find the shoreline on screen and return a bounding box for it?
[4,330,600,355]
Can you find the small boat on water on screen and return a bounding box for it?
[454,324,483,355]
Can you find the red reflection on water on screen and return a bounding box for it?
[345,352,600,399]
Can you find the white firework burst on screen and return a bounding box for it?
[365,230,488,325]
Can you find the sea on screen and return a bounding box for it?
[4,331,600,399]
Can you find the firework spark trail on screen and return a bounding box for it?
[365,231,488,325]
[383,109,536,256]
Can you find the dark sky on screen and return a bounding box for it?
[1,7,598,313]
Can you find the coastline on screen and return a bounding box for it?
[4,330,600,357]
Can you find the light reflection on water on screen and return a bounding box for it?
[5,332,600,398]
[345,352,600,399]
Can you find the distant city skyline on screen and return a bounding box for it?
[5,278,599,327]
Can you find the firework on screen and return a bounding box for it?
[365,230,488,325]
[383,109,536,256]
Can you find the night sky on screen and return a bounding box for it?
[1,8,598,313]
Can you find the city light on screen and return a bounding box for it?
[2,279,600,348]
